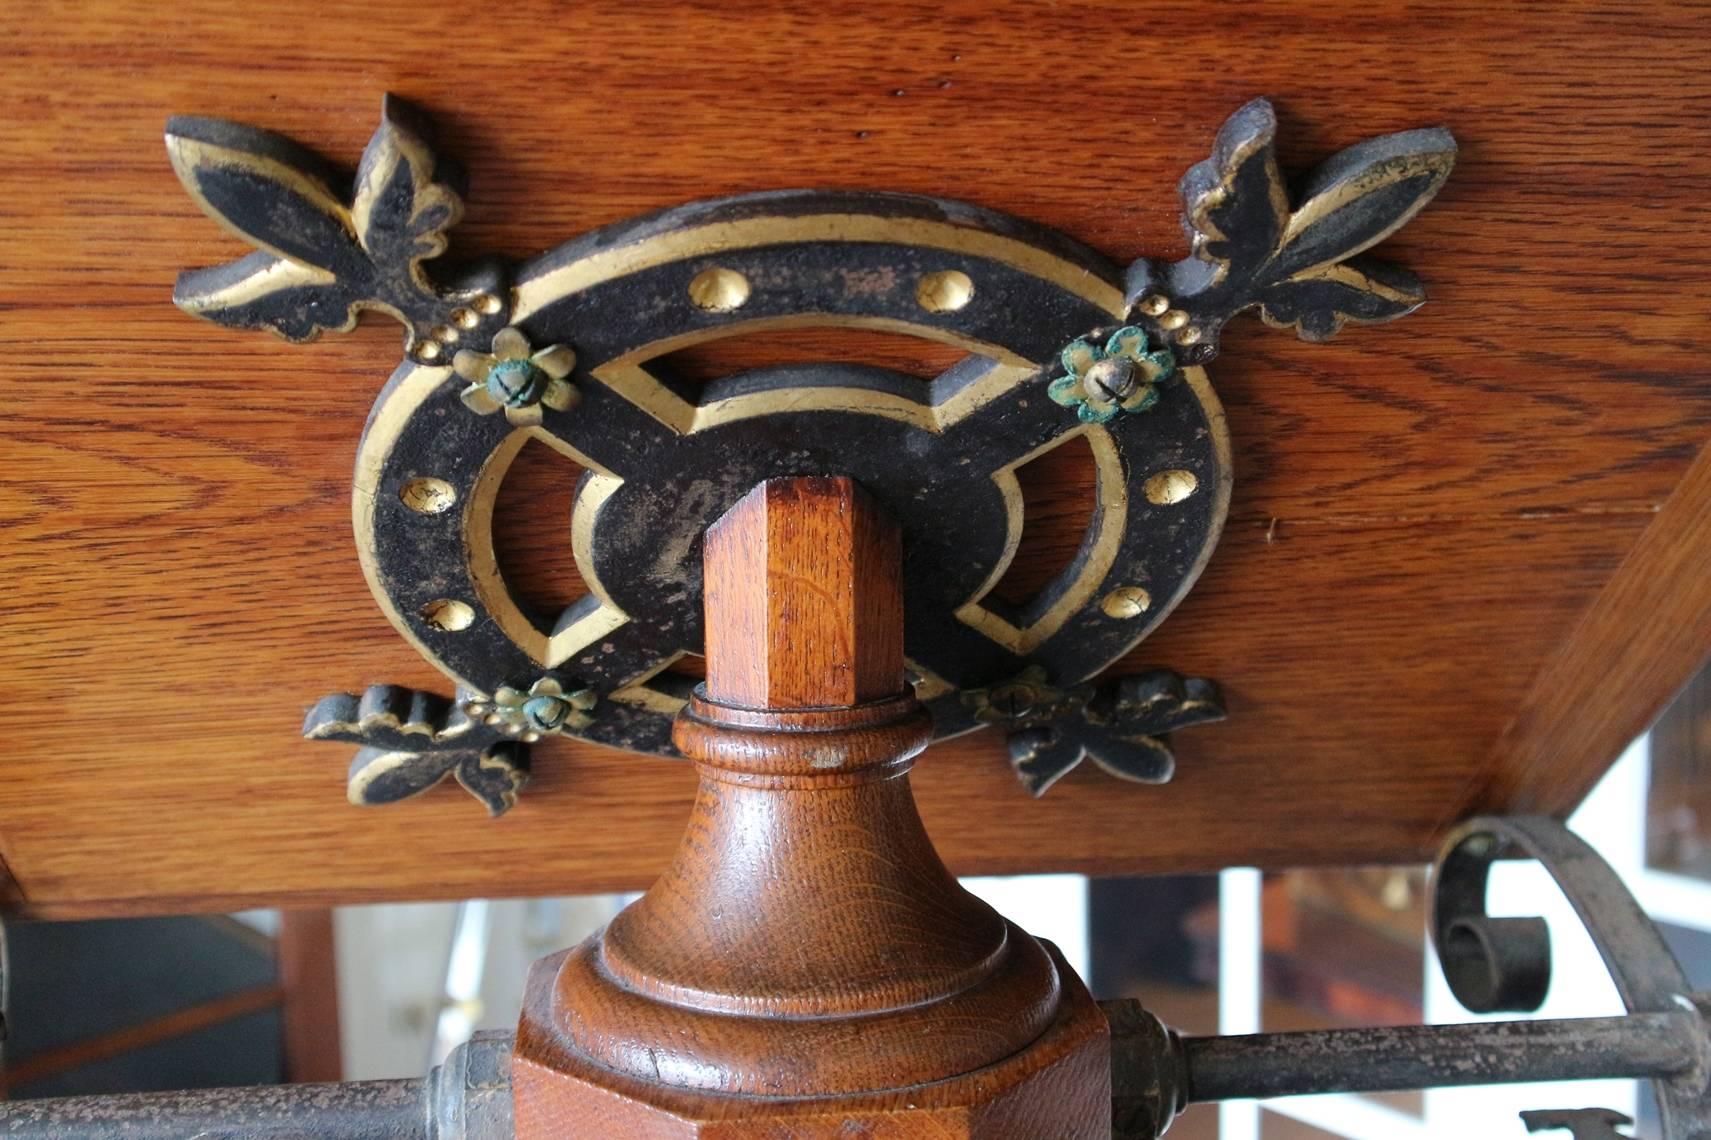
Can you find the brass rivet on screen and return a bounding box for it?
[451,307,479,330]
[420,598,474,631]
[916,269,975,313]
[1159,309,1190,331]
[1101,586,1152,619]
[474,293,504,315]
[432,325,458,344]
[399,477,456,515]
[688,267,751,312]
[1145,469,1199,505]
[1177,326,1202,345]
[1138,294,1171,317]
[417,341,443,361]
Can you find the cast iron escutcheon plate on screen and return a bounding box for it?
[166,96,1454,812]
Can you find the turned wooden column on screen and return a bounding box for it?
[512,477,1109,1138]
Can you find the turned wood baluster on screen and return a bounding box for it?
[513,476,1109,1137]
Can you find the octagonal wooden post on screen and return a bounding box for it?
[512,476,1109,1137]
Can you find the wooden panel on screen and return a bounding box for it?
[1480,440,1711,814]
[1,0,1708,916]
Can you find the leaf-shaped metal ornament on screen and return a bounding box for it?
[964,667,1226,796]
[302,681,589,814]
[1127,98,1456,360]
[168,95,510,358]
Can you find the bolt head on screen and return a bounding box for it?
[488,359,546,407]
[522,694,571,732]
[1083,356,1139,403]
[989,681,1041,719]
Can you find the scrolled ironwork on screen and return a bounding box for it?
[1103,816,1711,1139]
[1433,816,1711,1139]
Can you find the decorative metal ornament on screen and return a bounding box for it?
[1523,1109,1637,1140]
[167,95,1455,812]
[1103,815,1711,1140]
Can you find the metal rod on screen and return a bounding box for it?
[0,1029,516,1139]
[1183,1011,1703,1102]
[0,1078,428,1139]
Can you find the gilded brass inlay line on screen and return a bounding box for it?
[514,214,1126,323]
[593,313,1038,436]
[953,423,1127,656]
[464,429,632,670]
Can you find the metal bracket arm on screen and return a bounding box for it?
[1110,815,1711,1139]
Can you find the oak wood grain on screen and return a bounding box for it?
[702,478,905,708]
[1,0,1708,915]
[1479,438,1711,815]
[514,477,1107,1136]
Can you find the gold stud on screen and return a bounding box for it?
[688,267,751,312]
[432,325,458,343]
[1177,326,1202,345]
[1159,309,1190,331]
[451,307,479,330]
[420,598,474,631]
[416,341,443,361]
[399,477,456,515]
[1138,294,1171,317]
[1101,586,1152,619]
[1144,469,1199,505]
[474,293,504,315]
[916,270,975,313]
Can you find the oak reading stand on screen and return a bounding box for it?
[2,19,1709,1137]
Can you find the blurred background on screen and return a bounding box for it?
[6,660,1707,1139]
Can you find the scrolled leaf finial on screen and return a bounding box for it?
[1126,97,1457,361]
[964,666,1225,795]
[167,94,512,359]
[302,677,596,815]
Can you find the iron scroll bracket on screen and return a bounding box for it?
[1108,815,1711,1139]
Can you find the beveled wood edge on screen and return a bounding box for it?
[0,838,1434,920]
[1474,435,1711,818]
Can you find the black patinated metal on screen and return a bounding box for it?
[1101,815,1711,1139]
[168,96,1453,810]
[1524,1109,1641,1140]
[0,1031,515,1140]
[1180,1013,1702,1101]
[1434,816,1711,1138]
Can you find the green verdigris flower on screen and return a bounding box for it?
[1049,326,1175,424]
[463,677,596,742]
[455,327,579,426]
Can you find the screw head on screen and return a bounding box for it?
[1083,356,1139,404]
[487,359,546,407]
[988,681,1040,719]
[522,694,572,732]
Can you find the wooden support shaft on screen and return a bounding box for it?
[513,477,1109,1137]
